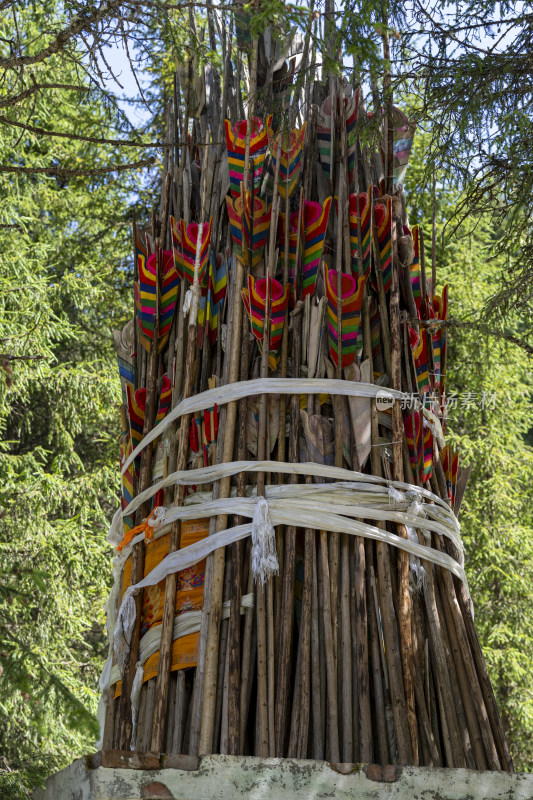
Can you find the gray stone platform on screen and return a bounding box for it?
[34,753,533,800]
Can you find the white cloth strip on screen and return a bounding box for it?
[121,379,412,476]
[143,494,462,562]
[119,458,450,522]
[113,500,467,672]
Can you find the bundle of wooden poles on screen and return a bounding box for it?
[99,20,512,772]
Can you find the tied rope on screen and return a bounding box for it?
[251,496,278,584]
[388,485,428,589]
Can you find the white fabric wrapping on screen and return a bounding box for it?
[251,496,279,584]
[114,593,136,675]
[388,486,405,505]
[406,525,426,590]
[121,458,452,520]
[112,494,467,670]
[107,506,124,547]
[107,593,255,690]
[121,380,413,476]
[122,489,462,562]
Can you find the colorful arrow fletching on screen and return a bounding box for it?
[432,284,448,394]
[156,374,172,423]
[325,267,366,368]
[242,274,289,355]
[158,250,180,350]
[170,216,212,286]
[376,197,392,296]
[226,192,271,267]
[349,192,372,279]
[266,119,306,199]
[404,410,424,484]
[225,117,268,197]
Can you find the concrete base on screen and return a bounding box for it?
[34,754,533,800]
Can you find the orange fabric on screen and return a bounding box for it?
[141,519,208,636]
[143,633,200,680]
[141,518,208,682]
[114,519,209,697]
[117,508,160,552]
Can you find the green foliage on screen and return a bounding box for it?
[399,1,533,318]
[0,7,142,794]
[406,136,533,771]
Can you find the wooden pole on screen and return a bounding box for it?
[198,41,258,756]
[254,127,283,758]
[227,310,251,755]
[274,302,303,756]
[115,257,161,750]
[389,214,418,764]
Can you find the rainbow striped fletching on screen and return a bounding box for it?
[119,426,134,535]
[158,252,180,350]
[266,119,306,199]
[409,326,431,399]
[349,192,372,279]
[134,232,155,351]
[226,192,271,267]
[242,274,289,358]
[404,410,424,485]
[409,226,422,312]
[442,445,458,506]
[156,374,172,423]
[345,91,359,187]
[117,356,134,406]
[325,267,366,369]
[170,216,212,287]
[298,198,332,302]
[423,421,433,481]
[225,117,268,197]
[134,223,180,352]
[432,284,448,395]
[199,252,227,344]
[127,384,146,459]
[375,196,392,296]
[280,197,332,306]
[317,92,359,185]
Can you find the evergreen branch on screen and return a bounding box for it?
[0,0,125,69]
[0,354,45,361]
[0,82,90,108]
[411,317,533,355]
[0,0,218,71]
[0,156,156,175]
[0,116,220,148]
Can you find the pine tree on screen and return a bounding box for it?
[0,6,144,793]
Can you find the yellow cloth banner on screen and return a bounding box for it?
[115,518,208,697]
